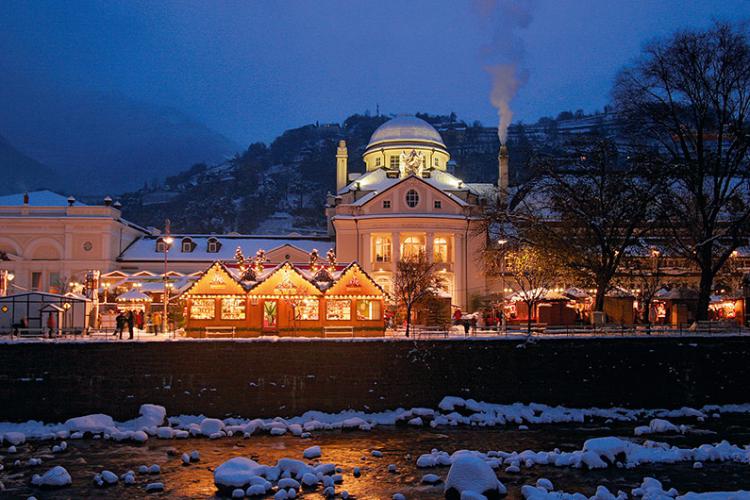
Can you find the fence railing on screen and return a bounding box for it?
[390,321,749,338]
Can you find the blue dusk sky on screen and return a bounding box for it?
[2,0,749,144]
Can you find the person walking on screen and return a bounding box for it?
[114,311,125,338]
[152,311,161,335]
[127,310,135,340]
[137,309,145,330]
[46,311,56,338]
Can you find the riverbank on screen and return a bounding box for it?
[0,336,749,421]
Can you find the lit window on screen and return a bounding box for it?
[434,200,442,209]
[156,240,167,253]
[401,236,425,259]
[389,156,400,169]
[434,158,439,167]
[263,301,278,328]
[382,200,391,209]
[190,299,215,319]
[295,298,319,320]
[373,235,392,262]
[31,272,42,291]
[181,239,193,253]
[376,278,392,296]
[375,157,382,167]
[326,299,351,320]
[356,299,381,320]
[405,189,419,208]
[434,237,449,263]
[221,297,245,320]
[207,238,220,253]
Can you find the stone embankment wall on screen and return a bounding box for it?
[0,336,747,421]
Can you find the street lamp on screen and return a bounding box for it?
[498,239,508,332]
[162,220,173,337]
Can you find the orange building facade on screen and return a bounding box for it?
[183,261,386,337]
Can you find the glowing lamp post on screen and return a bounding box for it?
[497,239,508,332]
[162,221,173,336]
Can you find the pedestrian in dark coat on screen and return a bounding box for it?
[127,310,135,340]
[114,312,125,338]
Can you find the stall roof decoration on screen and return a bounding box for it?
[508,288,569,302]
[116,289,152,302]
[184,260,386,299]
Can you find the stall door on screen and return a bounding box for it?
[262,300,278,332]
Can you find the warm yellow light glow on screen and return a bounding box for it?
[164,236,174,245]
[498,239,507,245]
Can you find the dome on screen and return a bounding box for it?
[367,116,446,149]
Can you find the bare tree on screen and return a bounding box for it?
[394,251,445,337]
[615,22,750,320]
[504,246,559,335]
[619,248,666,323]
[491,138,662,317]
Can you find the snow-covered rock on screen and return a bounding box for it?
[200,418,225,437]
[422,473,441,484]
[31,466,72,487]
[632,477,678,498]
[4,431,25,446]
[444,454,506,499]
[303,445,321,459]
[214,457,264,489]
[634,418,682,436]
[64,414,116,434]
[145,482,164,492]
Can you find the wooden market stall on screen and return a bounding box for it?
[182,260,386,338]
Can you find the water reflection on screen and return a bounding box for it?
[2,416,750,499]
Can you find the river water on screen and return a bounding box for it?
[2,415,750,499]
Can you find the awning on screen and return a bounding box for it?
[116,289,152,302]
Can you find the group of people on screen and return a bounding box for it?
[452,307,507,335]
[114,310,137,339]
[114,309,164,339]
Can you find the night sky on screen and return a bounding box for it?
[3,0,749,144]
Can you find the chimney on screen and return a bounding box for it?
[336,140,348,192]
[103,196,112,206]
[498,145,509,195]
[23,192,29,205]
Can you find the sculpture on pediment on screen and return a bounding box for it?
[399,150,424,178]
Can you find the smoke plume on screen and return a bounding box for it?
[486,64,525,144]
[476,0,534,145]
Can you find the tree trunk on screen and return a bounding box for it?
[405,304,412,337]
[526,301,533,336]
[642,298,652,324]
[594,286,606,312]
[696,266,714,321]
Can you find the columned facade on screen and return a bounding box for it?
[328,116,494,309]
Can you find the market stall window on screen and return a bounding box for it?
[190,298,215,320]
[356,299,381,320]
[326,299,351,320]
[294,298,319,320]
[221,297,246,320]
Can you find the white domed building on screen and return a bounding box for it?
[327,116,500,309]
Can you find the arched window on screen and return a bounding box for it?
[156,238,167,253]
[433,237,449,263]
[405,189,419,208]
[181,238,194,253]
[373,235,392,262]
[401,236,425,259]
[207,238,221,253]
